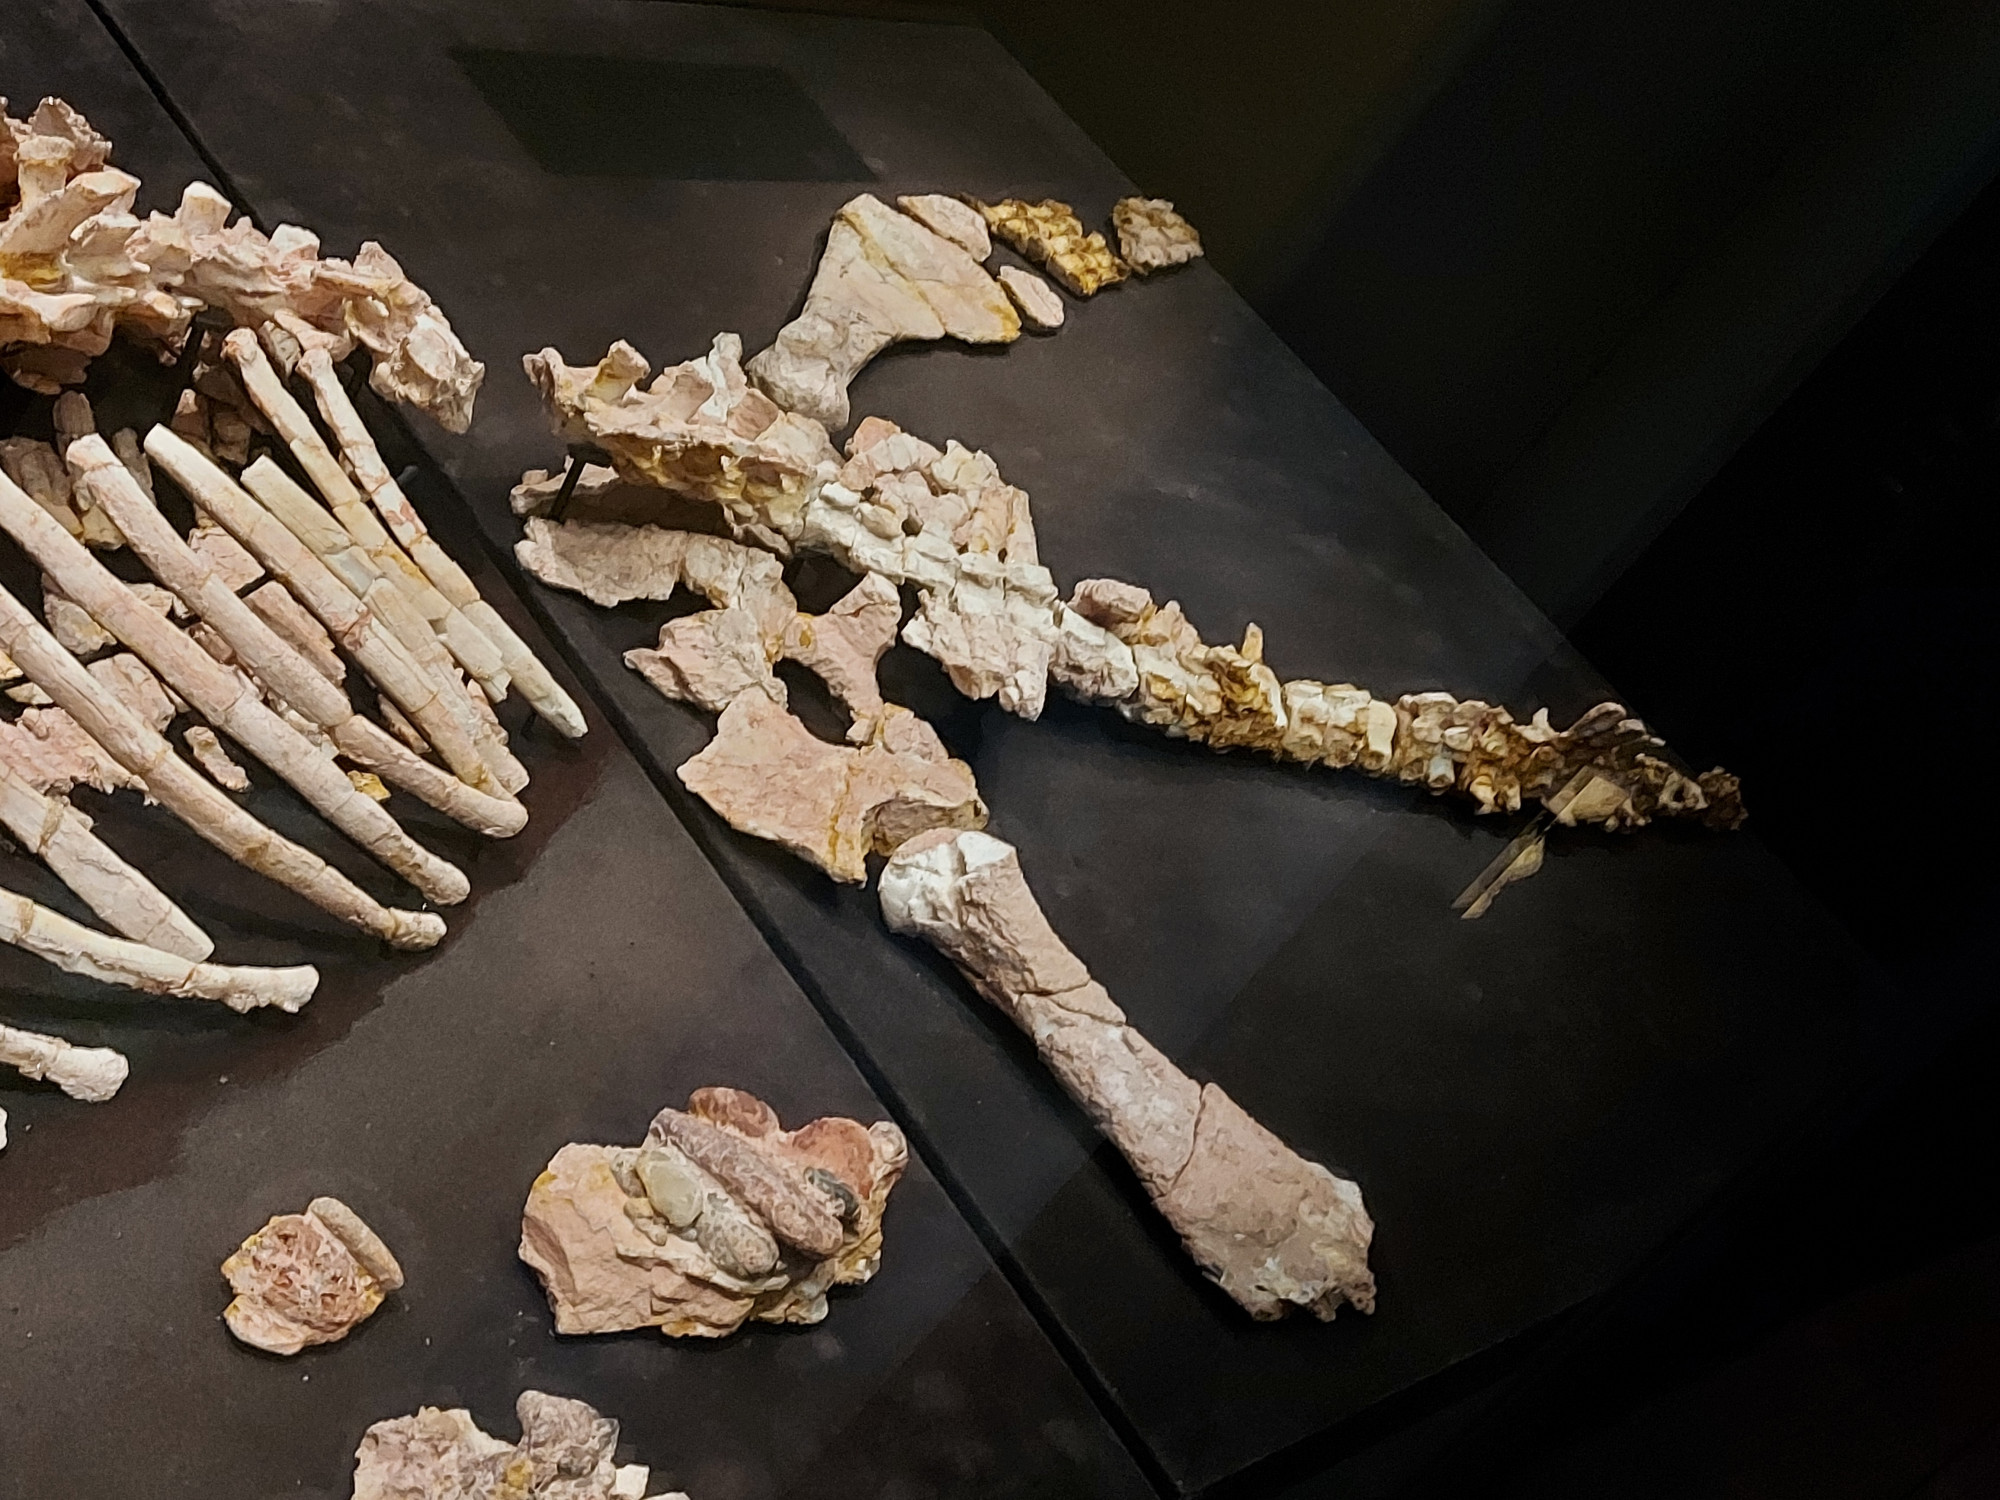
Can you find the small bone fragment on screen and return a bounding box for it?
[677,692,985,884]
[0,881,316,1011]
[43,585,113,658]
[348,769,389,800]
[0,1020,126,1102]
[148,429,519,806]
[882,829,1376,1320]
[746,194,1019,429]
[5,682,52,706]
[351,1391,691,1500]
[973,197,1129,294]
[895,193,991,258]
[0,438,84,536]
[246,580,343,684]
[120,432,526,835]
[0,566,445,949]
[0,760,211,958]
[1111,196,1204,273]
[184,724,248,790]
[51,392,124,546]
[110,429,153,499]
[222,1196,398,1355]
[294,344,586,738]
[520,1088,908,1339]
[525,334,839,543]
[87,652,176,731]
[0,705,137,794]
[33,445,470,907]
[996,266,1064,330]
[187,518,263,592]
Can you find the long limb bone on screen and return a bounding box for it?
[0,882,316,1011]
[237,456,528,794]
[0,573,444,950]
[294,346,587,738]
[0,759,211,959]
[22,444,469,906]
[144,428,521,809]
[81,452,524,837]
[881,828,1375,1321]
[0,1020,126,1102]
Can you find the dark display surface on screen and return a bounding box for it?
[18,1,1895,1493]
[0,9,1152,1498]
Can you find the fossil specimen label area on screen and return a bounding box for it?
[24,1,1899,1496]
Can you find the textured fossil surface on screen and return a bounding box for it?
[883,828,1376,1320]
[996,265,1065,330]
[0,98,482,430]
[222,1195,403,1355]
[352,1391,688,1500]
[1111,196,1204,273]
[520,1087,907,1339]
[746,193,1019,429]
[894,192,991,258]
[974,197,1129,295]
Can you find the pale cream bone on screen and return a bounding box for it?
[222,1195,402,1355]
[100,439,526,837]
[49,391,123,545]
[996,265,1065,331]
[894,193,991,258]
[86,652,177,732]
[184,724,248,790]
[25,444,471,907]
[236,454,528,796]
[224,333,518,713]
[0,881,316,1013]
[0,437,83,536]
[1111,196,1205,273]
[0,759,210,958]
[881,828,1375,1320]
[0,703,136,795]
[0,572,446,950]
[294,344,586,738]
[676,691,984,884]
[245,581,343,684]
[0,1020,125,1106]
[778,570,902,734]
[523,333,840,547]
[519,1085,908,1339]
[350,1391,689,1500]
[972,197,1129,295]
[188,517,262,592]
[145,428,525,816]
[745,193,1020,429]
[110,428,152,498]
[0,98,482,431]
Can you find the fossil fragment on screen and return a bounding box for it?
[222,1195,402,1355]
[246,580,343,685]
[1111,196,1204,273]
[187,518,262,592]
[996,265,1065,330]
[0,438,84,536]
[13,446,471,907]
[0,1019,125,1104]
[746,193,1019,428]
[184,724,248,790]
[0,98,482,430]
[778,571,901,733]
[519,1087,908,1339]
[973,197,1128,295]
[49,392,125,546]
[882,828,1375,1320]
[86,651,177,732]
[350,1391,688,1500]
[677,691,984,883]
[895,193,991,258]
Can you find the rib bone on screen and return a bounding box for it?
[0,1020,126,1101]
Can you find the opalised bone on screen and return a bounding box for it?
[351,1391,689,1500]
[519,1087,908,1339]
[746,193,1019,428]
[676,691,985,883]
[973,197,1128,295]
[1111,196,1204,273]
[882,828,1376,1320]
[95,435,527,837]
[222,1195,401,1355]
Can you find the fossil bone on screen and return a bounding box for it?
[881,828,1376,1320]
[519,1086,908,1339]
[222,1195,402,1355]
[183,723,248,790]
[894,193,991,258]
[351,1391,688,1500]
[996,265,1065,330]
[245,580,343,684]
[745,193,1019,429]
[115,433,525,836]
[973,197,1128,295]
[0,1019,125,1104]
[0,568,445,949]
[15,444,470,907]
[1111,196,1204,273]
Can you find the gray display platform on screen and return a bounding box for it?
[18,2,1896,1494]
[0,8,1153,1498]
